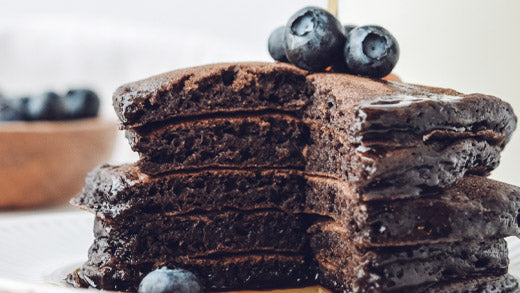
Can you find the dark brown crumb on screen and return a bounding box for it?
[74,164,520,246]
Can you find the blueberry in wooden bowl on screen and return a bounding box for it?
[0,90,117,209]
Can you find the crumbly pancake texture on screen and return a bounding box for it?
[69,213,509,292]
[114,62,516,198]
[69,62,520,292]
[70,164,520,291]
[73,164,520,246]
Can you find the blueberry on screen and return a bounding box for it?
[138,267,203,293]
[26,91,66,121]
[0,97,28,121]
[344,25,399,78]
[64,89,100,119]
[268,26,288,62]
[343,24,356,34]
[284,6,346,71]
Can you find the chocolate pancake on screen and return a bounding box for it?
[113,63,515,140]
[114,63,515,197]
[68,249,316,292]
[321,274,520,293]
[113,62,310,128]
[125,114,316,175]
[311,222,508,292]
[92,210,314,258]
[71,62,519,293]
[126,113,502,198]
[73,164,520,246]
[417,274,518,293]
[90,211,510,285]
[69,226,508,293]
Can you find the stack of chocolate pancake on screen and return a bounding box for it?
[69,62,520,292]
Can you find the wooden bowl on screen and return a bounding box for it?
[0,118,117,209]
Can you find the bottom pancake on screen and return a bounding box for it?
[311,222,509,292]
[68,249,316,292]
[69,215,509,292]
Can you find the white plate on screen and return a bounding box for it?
[0,211,93,293]
[0,211,519,293]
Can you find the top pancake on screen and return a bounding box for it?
[113,62,516,146]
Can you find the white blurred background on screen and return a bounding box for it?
[0,0,519,184]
